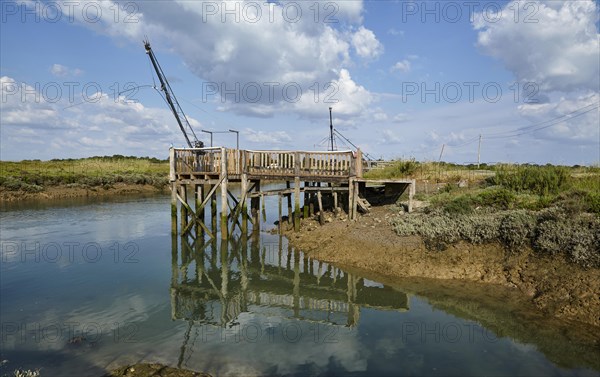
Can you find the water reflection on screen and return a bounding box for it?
[1,197,599,376]
[170,233,409,366]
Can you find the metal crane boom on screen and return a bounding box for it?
[144,40,203,148]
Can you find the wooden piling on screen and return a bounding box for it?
[171,182,177,235]
[211,185,217,232]
[278,193,283,234]
[195,184,202,237]
[348,178,354,220]
[352,180,359,221]
[303,182,309,219]
[180,185,188,230]
[220,147,228,239]
[241,153,249,234]
[286,181,292,225]
[251,180,260,232]
[317,191,324,225]
[294,177,301,232]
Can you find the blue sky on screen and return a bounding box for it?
[1,0,598,164]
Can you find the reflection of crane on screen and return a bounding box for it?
[144,40,204,148]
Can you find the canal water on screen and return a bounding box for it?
[1,195,598,376]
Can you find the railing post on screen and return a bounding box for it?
[356,149,363,179]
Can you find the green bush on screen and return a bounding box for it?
[492,165,571,196]
[499,210,536,250]
[442,195,475,215]
[476,188,516,209]
[2,177,24,191]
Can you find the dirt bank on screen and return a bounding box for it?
[0,183,168,202]
[105,363,210,377]
[285,206,600,328]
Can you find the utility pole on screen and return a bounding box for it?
[438,144,445,162]
[477,134,482,169]
[329,107,335,151]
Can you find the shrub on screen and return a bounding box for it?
[22,184,44,193]
[476,188,516,209]
[493,165,571,196]
[442,195,475,215]
[2,177,24,191]
[499,210,536,250]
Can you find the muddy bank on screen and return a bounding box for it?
[105,363,211,377]
[0,183,168,202]
[285,206,600,328]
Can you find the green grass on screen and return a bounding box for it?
[0,155,169,191]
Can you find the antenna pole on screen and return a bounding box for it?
[329,107,334,151]
[477,134,482,168]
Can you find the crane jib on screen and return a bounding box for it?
[143,40,204,150]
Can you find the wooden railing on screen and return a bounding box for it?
[170,148,360,180]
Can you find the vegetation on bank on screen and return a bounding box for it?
[0,156,169,192]
[389,164,600,268]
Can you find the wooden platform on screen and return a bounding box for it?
[169,147,415,239]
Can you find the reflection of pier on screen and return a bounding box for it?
[170,235,409,328]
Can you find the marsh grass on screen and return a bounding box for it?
[0,156,169,191]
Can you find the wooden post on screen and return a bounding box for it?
[317,191,324,225]
[171,182,177,235]
[195,185,202,237]
[180,185,188,231]
[241,152,249,234]
[303,182,309,219]
[309,189,314,216]
[169,147,176,182]
[251,181,260,232]
[356,148,363,178]
[211,185,217,232]
[220,147,228,239]
[408,179,416,213]
[286,181,292,225]
[294,177,301,232]
[348,178,354,220]
[333,191,338,213]
[352,180,359,221]
[278,193,283,234]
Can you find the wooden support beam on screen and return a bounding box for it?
[348,178,354,220]
[195,184,202,237]
[286,181,292,225]
[317,191,324,225]
[352,180,359,221]
[241,171,248,234]
[171,182,177,235]
[251,180,261,232]
[220,147,228,240]
[211,185,217,232]
[180,185,188,231]
[333,191,338,212]
[278,193,283,234]
[176,191,215,239]
[294,177,301,231]
[303,182,309,219]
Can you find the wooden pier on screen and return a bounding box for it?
[169,147,415,239]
